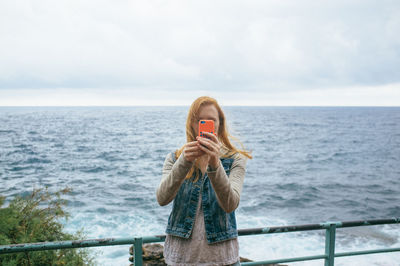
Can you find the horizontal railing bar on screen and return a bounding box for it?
[340,218,400,228]
[0,238,136,254]
[238,223,323,236]
[0,218,398,255]
[335,247,400,258]
[238,217,400,236]
[241,254,327,265]
[239,247,400,265]
[142,235,166,243]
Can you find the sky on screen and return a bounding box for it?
[0,0,399,106]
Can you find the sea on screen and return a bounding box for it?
[0,106,399,266]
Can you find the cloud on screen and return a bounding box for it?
[0,0,399,104]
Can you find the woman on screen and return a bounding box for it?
[156,96,252,265]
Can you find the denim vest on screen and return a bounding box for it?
[166,152,237,244]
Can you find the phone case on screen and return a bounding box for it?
[199,120,215,139]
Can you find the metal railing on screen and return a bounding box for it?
[1,218,399,265]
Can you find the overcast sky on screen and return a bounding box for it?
[0,0,399,106]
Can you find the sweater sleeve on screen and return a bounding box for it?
[207,153,247,213]
[156,152,194,206]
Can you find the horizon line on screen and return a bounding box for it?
[0,105,399,108]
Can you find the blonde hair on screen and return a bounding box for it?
[175,96,252,181]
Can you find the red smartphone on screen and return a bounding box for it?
[199,120,216,139]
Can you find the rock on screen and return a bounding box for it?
[129,244,166,265]
[129,244,286,266]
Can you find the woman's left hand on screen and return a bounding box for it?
[196,132,221,169]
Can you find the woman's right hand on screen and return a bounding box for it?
[183,141,205,162]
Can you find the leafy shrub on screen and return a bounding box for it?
[0,187,95,266]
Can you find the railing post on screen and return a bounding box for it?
[134,237,143,266]
[324,222,337,266]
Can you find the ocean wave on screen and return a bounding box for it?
[6,149,37,156]
[79,166,113,173]
[96,207,109,214]
[331,198,360,208]
[124,196,145,203]
[25,157,52,164]
[0,130,17,134]
[68,179,86,185]
[284,122,324,128]
[320,182,351,190]
[69,200,86,207]
[8,165,44,171]
[14,144,30,149]
[9,157,51,165]
[75,146,94,152]
[275,182,304,190]
[96,151,123,162]
[386,206,400,217]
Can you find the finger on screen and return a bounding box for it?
[197,137,217,151]
[197,140,218,154]
[186,141,199,147]
[186,144,205,153]
[197,143,216,156]
[185,151,202,158]
[185,148,202,155]
[185,145,202,152]
[185,143,202,152]
[197,135,219,149]
[202,132,218,142]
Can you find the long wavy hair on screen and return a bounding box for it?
[175,96,252,181]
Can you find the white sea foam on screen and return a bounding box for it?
[65,209,166,266]
[236,215,400,266]
[63,212,400,266]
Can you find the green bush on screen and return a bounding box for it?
[0,187,95,266]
